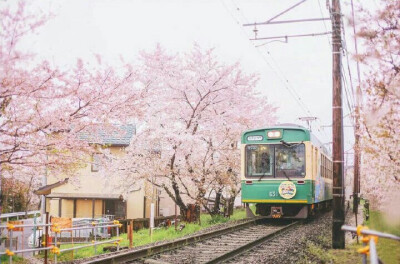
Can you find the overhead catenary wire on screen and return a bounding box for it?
[225,0,320,117]
[222,0,336,142]
[311,0,336,138]
[249,31,332,41]
[341,21,357,109]
[316,0,356,139]
[350,0,362,97]
[341,64,356,128]
[247,0,332,137]
[317,0,332,47]
[220,0,315,119]
[324,0,357,136]
[338,2,359,132]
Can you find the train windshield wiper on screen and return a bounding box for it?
[280,140,302,148]
[282,170,292,181]
[258,171,268,181]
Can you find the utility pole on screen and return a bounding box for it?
[331,0,345,249]
[351,0,362,217]
[353,108,360,215]
[243,0,346,247]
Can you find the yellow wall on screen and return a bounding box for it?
[126,189,144,219]
[144,182,160,218]
[49,199,59,217]
[94,200,103,218]
[61,199,74,218]
[159,189,178,217]
[76,199,92,218]
[48,146,127,195]
[47,146,175,219]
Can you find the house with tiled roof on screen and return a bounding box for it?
[43,124,177,220]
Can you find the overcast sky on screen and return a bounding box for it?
[24,0,368,160]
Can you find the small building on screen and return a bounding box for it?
[41,124,177,220]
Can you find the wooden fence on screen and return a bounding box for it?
[118,215,180,233]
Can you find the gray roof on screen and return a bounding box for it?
[79,124,135,146]
[47,193,122,199]
[34,178,69,195]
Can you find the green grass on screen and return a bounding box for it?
[0,255,28,264]
[301,240,361,264]
[364,210,400,264]
[299,209,400,264]
[39,208,248,262]
[298,233,362,264]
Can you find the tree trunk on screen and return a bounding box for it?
[211,190,222,217]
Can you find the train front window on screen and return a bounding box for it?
[275,144,305,177]
[246,145,274,177]
[245,143,305,178]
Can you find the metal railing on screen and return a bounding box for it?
[342,225,400,264]
[0,211,40,222]
[0,219,123,264]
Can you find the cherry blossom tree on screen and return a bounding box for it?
[356,0,400,216]
[109,45,277,219]
[0,1,142,213]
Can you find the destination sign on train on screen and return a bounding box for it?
[247,135,263,141]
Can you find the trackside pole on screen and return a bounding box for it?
[150,203,154,242]
[44,213,49,264]
[129,220,133,248]
[93,223,97,255]
[331,0,345,249]
[9,229,12,264]
[116,224,120,251]
[54,232,57,264]
[33,213,37,256]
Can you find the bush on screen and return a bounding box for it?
[206,214,230,225]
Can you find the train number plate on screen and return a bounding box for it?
[269,191,277,197]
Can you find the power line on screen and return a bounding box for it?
[249,31,332,41]
[341,19,357,108]
[243,17,331,27]
[220,0,315,118]
[350,0,362,95]
[341,63,356,128]
[230,0,249,23]
[317,0,332,47]
[221,0,332,140]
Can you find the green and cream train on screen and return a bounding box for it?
[241,124,333,219]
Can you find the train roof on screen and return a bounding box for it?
[241,125,331,156]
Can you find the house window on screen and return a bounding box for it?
[92,154,101,172]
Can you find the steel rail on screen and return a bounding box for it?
[81,218,267,264]
[205,221,299,264]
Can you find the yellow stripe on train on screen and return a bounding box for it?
[242,199,308,204]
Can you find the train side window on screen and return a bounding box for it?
[320,155,323,178]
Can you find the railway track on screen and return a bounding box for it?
[78,218,298,264]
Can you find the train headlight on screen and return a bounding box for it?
[267,130,281,138]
